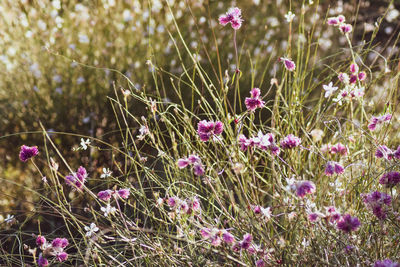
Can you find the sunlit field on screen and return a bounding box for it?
[1,0,400,266]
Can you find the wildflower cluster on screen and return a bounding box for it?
[362,191,391,220]
[36,235,69,266]
[327,15,352,34]
[65,166,88,191]
[177,154,205,176]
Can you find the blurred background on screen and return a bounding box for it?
[0,0,399,219]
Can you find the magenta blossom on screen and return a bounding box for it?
[178,154,205,176]
[368,114,392,131]
[98,190,113,201]
[379,171,400,187]
[337,214,360,233]
[239,233,253,250]
[197,120,223,142]
[280,134,301,149]
[219,7,243,30]
[52,238,69,248]
[19,145,39,162]
[325,161,344,176]
[118,188,130,199]
[375,145,394,160]
[279,57,296,71]
[330,143,348,156]
[245,88,265,111]
[294,180,316,198]
[37,254,49,267]
[374,259,400,267]
[56,252,68,262]
[66,166,88,191]
[362,191,391,220]
[36,235,46,247]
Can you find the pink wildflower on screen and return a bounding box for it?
[98,190,113,201]
[362,191,391,220]
[239,233,253,250]
[279,57,296,71]
[37,254,49,267]
[379,171,400,187]
[331,143,348,156]
[36,235,46,247]
[219,7,243,30]
[222,231,235,244]
[375,145,394,160]
[52,238,68,248]
[56,252,68,262]
[117,188,130,199]
[294,180,316,198]
[368,114,392,131]
[245,88,265,111]
[197,120,223,142]
[339,23,352,34]
[337,214,360,233]
[66,166,88,190]
[19,145,39,162]
[280,134,301,149]
[350,63,359,73]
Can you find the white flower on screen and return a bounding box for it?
[84,223,99,237]
[80,138,91,150]
[100,168,112,179]
[101,204,116,217]
[323,82,338,98]
[260,207,272,221]
[4,214,15,224]
[285,11,295,23]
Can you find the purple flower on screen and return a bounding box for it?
[394,146,400,159]
[280,134,301,149]
[37,254,49,267]
[295,180,316,198]
[334,163,345,175]
[339,23,352,34]
[331,143,348,156]
[350,63,359,74]
[245,88,265,111]
[239,233,252,250]
[369,114,392,131]
[222,231,235,244]
[19,145,39,162]
[197,120,224,142]
[193,163,205,176]
[167,197,177,207]
[280,57,296,71]
[191,196,201,212]
[375,145,394,160]
[308,213,319,222]
[337,214,360,233]
[117,188,130,199]
[363,191,391,220]
[374,259,400,267]
[324,162,335,176]
[36,235,46,247]
[66,166,88,190]
[327,17,339,25]
[52,237,69,248]
[325,161,344,176]
[98,190,113,201]
[256,259,266,267]
[358,71,366,81]
[56,251,68,262]
[238,134,250,151]
[200,228,211,239]
[219,7,243,30]
[177,158,189,168]
[379,171,400,187]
